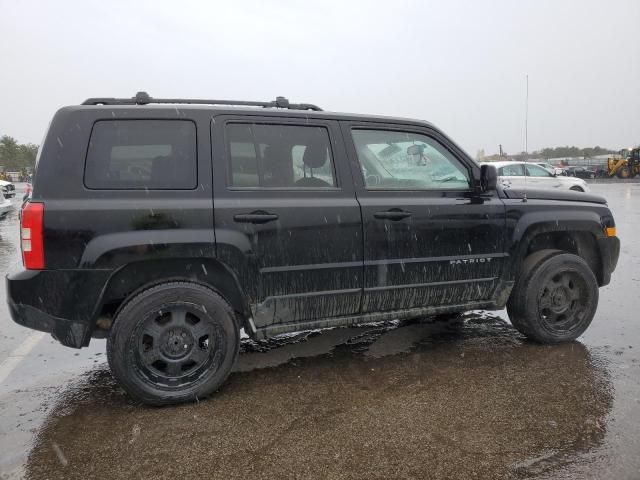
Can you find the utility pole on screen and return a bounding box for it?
[499,144,503,157]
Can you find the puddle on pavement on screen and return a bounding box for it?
[23,313,613,480]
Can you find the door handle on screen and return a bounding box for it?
[233,211,279,224]
[374,209,412,220]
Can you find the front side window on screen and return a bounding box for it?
[525,164,553,177]
[499,164,524,176]
[85,120,197,189]
[351,129,470,190]
[227,124,336,188]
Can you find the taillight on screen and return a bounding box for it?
[21,202,44,270]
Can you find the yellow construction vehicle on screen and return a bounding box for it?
[608,148,640,178]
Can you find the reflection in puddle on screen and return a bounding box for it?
[26,314,612,479]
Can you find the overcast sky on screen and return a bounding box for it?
[1,0,638,155]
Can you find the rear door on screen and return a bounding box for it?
[497,163,525,189]
[342,122,507,313]
[211,116,363,328]
[525,163,561,188]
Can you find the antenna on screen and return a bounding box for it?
[525,74,529,155]
[523,74,529,203]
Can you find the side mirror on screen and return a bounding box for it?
[480,164,498,192]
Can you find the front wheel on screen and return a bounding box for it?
[507,250,598,343]
[570,186,584,192]
[617,166,631,179]
[107,282,240,405]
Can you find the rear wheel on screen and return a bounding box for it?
[570,186,584,192]
[507,250,598,343]
[107,282,239,405]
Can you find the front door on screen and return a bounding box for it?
[342,123,507,313]
[211,116,363,328]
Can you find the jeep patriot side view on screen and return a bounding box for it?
[6,93,620,405]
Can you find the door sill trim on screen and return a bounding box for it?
[253,300,495,340]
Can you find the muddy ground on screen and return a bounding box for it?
[1,183,639,479]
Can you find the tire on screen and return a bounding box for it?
[107,282,240,405]
[570,186,584,192]
[617,166,631,179]
[507,250,598,343]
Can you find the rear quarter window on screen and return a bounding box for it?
[84,120,197,189]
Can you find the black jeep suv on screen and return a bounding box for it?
[6,93,620,405]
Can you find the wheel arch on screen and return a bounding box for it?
[510,217,606,286]
[93,258,252,337]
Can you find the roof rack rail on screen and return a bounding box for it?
[81,91,323,111]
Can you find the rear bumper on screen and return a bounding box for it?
[6,269,111,348]
[596,236,620,286]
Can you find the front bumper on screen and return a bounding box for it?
[6,269,111,348]
[596,236,620,286]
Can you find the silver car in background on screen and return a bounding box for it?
[485,161,590,192]
[0,179,15,219]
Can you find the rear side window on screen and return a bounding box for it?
[84,120,197,189]
[499,164,524,176]
[226,123,336,188]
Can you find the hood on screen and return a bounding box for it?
[0,179,11,187]
[501,187,607,204]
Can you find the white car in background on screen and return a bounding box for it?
[535,162,566,176]
[0,179,16,219]
[1,179,16,199]
[487,161,590,192]
[0,195,12,219]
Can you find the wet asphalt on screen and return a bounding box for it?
[0,183,639,479]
